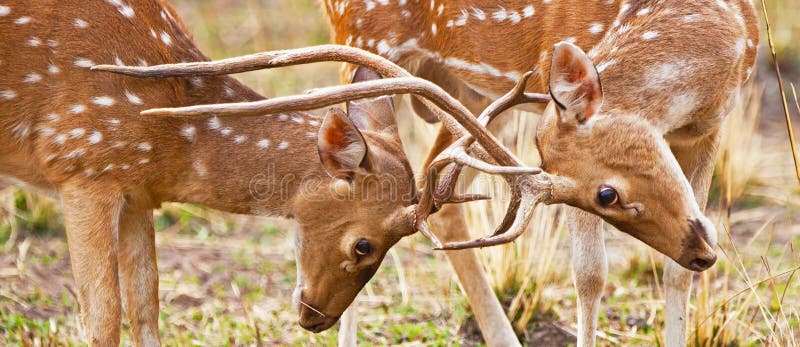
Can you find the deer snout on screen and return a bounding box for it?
[678,217,718,272]
[298,305,339,333]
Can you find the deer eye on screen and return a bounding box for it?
[597,187,619,206]
[355,239,372,256]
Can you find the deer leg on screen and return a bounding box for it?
[337,300,358,347]
[566,207,607,347]
[61,187,124,346]
[422,123,520,347]
[664,132,720,347]
[118,207,160,347]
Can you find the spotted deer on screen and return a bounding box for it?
[0,0,564,345]
[325,0,759,345]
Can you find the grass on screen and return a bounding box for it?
[2,0,800,346]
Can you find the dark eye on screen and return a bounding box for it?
[597,187,619,206]
[355,239,372,256]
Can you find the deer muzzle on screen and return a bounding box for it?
[677,217,718,272]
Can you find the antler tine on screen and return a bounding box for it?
[477,71,550,127]
[435,185,540,250]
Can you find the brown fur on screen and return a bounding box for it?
[324,0,759,345]
[1,1,421,345]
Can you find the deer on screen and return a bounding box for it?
[323,0,759,346]
[0,0,571,345]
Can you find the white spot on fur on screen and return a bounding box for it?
[137,142,152,152]
[588,22,604,34]
[64,148,86,159]
[642,31,659,40]
[125,90,143,105]
[308,119,320,127]
[27,37,41,47]
[106,0,135,18]
[38,127,55,137]
[492,7,507,22]
[1,90,17,100]
[233,135,247,144]
[471,7,486,20]
[180,125,196,141]
[160,31,172,46]
[208,117,221,130]
[70,105,87,114]
[88,131,103,144]
[91,96,115,107]
[430,23,437,35]
[12,122,31,138]
[48,64,60,74]
[0,6,9,16]
[46,113,60,122]
[14,16,30,25]
[220,127,232,136]
[278,114,290,121]
[102,164,114,172]
[75,58,94,68]
[106,118,120,125]
[190,77,204,88]
[69,128,85,138]
[193,160,207,177]
[224,86,235,97]
[277,141,289,150]
[636,7,651,16]
[733,39,746,58]
[54,134,67,144]
[683,13,700,22]
[138,158,150,165]
[74,18,89,28]
[257,139,270,148]
[596,59,617,73]
[23,73,42,83]
[291,116,305,124]
[522,5,534,18]
[665,92,699,130]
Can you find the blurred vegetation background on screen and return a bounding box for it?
[1,0,800,346]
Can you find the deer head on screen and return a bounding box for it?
[536,42,717,271]
[290,67,418,332]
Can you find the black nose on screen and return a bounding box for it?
[689,253,717,271]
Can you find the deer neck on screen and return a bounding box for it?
[152,75,326,217]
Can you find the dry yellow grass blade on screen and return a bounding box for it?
[760,0,800,185]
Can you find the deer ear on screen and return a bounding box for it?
[317,107,367,179]
[548,42,604,124]
[346,66,397,134]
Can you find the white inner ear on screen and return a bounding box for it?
[332,132,367,169]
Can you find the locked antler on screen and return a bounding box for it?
[92,44,555,250]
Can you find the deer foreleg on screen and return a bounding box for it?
[664,131,720,347]
[118,207,160,347]
[337,300,358,347]
[61,186,124,346]
[423,125,520,347]
[567,207,607,347]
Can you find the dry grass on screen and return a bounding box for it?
[1,0,800,346]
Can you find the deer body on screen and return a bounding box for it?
[2,1,425,345]
[326,0,758,345]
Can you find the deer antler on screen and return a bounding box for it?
[93,44,556,250]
